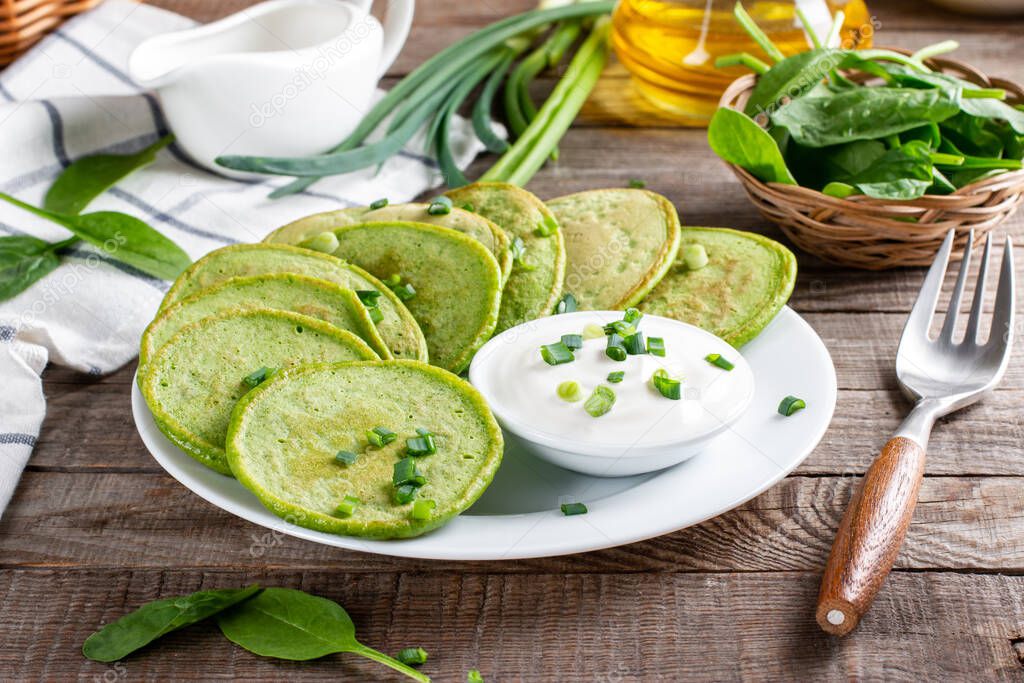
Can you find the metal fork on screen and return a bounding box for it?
[816,229,1016,636]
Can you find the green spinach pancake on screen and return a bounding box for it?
[264,203,513,284]
[226,361,503,539]
[640,227,797,347]
[141,274,391,365]
[140,309,378,475]
[325,221,502,374]
[160,243,427,362]
[548,188,681,310]
[445,182,565,333]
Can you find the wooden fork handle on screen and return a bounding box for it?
[816,436,927,636]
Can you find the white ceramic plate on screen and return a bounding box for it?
[132,307,836,561]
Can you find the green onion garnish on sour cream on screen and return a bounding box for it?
[623,331,646,355]
[605,333,627,361]
[560,502,588,516]
[650,369,681,400]
[705,353,735,371]
[582,323,604,339]
[557,380,582,402]
[541,341,574,365]
[583,385,616,417]
[647,337,666,357]
[606,371,624,383]
[560,334,583,350]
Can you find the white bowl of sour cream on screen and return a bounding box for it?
[469,311,756,477]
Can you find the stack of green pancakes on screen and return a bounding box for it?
[141,183,797,540]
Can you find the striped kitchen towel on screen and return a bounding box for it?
[0,1,488,517]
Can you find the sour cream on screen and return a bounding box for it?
[469,311,755,476]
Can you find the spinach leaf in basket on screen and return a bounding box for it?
[835,140,936,200]
[217,587,430,682]
[743,48,839,118]
[772,87,961,148]
[707,108,796,185]
[44,135,174,215]
[83,585,261,662]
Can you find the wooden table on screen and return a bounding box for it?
[2,1,1023,680]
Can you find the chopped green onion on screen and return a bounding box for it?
[468,670,485,683]
[334,495,361,518]
[582,323,605,339]
[335,450,358,466]
[356,289,382,307]
[705,353,735,371]
[604,320,635,336]
[778,395,807,416]
[554,293,578,314]
[393,457,426,488]
[628,179,646,189]
[396,647,428,666]
[557,380,582,402]
[623,332,646,355]
[406,429,437,457]
[650,369,681,400]
[369,198,389,210]
[534,215,559,236]
[410,499,436,521]
[509,236,536,271]
[427,196,452,215]
[560,502,588,516]
[298,231,339,254]
[606,371,624,383]
[623,308,642,325]
[647,337,666,357]
[366,426,397,448]
[683,244,709,270]
[461,203,475,212]
[583,385,616,417]
[394,484,418,505]
[540,341,575,366]
[384,273,402,287]
[392,282,416,301]
[561,334,583,350]
[605,334,627,362]
[368,307,384,324]
[243,366,274,388]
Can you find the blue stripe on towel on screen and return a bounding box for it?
[0,433,37,447]
[107,188,239,244]
[0,326,15,343]
[0,81,14,102]
[39,100,70,167]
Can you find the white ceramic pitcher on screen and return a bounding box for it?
[128,0,414,177]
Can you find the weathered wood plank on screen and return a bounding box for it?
[1,569,1022,681]
[2,473,1021,573]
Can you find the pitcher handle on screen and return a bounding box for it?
[349,0,414,77]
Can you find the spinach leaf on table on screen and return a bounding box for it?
[707,108,796,185]
[44,135,174,215]
[82,585,261,663]
[0,235,70,300]
[772,87,961,147]
[217,587,430,682]
[0,192,191,281]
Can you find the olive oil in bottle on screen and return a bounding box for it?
[611,0,873,126]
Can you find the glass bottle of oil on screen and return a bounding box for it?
[611,0,873,126]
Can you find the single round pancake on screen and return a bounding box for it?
[445,182,565,333]
[264,203,513,284]
[141,274,391,365]
[327,221,502,374]
[160,244,427,362]
[140,309,379,475]
[549,189,681,310]
[640,227,797,348]
[226,360,503,539]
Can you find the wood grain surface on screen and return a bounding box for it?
[2,0,1024,680]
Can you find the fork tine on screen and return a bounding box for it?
[904,229,954,342]
[966,233,993,343]
[988,236,1016,349]
[940,229,974,342]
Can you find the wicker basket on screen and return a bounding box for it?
[0,0,104,66]
[718,52,1024,269]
